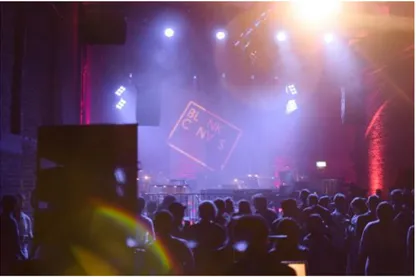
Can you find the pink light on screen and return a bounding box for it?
[367,101,388,195]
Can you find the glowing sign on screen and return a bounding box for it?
[168,101,242,171]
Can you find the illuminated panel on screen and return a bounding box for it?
[168,101,242,171]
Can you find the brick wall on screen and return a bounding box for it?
[0,3,81,212]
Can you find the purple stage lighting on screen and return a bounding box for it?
[164,28,175,38]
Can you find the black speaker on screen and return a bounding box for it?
[79,5,126,45]
[36,124,138,207]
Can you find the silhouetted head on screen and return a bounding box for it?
[238,199,252,215]
[275,218,300,245]
[306,214,326,235]
[252,194,268,211]
[146,201,158,214]
[214,198,226,214]
[160,195,177,211]
[154,210,173,237]
[377,201,394,223]
[318,195,330,208]
[137,197,146,214]
[198,201,217,222]
[333,193,346,213]
[299,189,311,203]
[308,194,318,206]
[367,195,381,213]
[281,198,297,217]
[233,215,269,251]
[375,189,383,199]
[1,195,18,214]
[168,201,186,223]
[15,193,24,212]
[350,197,367,215]
[225,197,235,214]
[390,189,403,207]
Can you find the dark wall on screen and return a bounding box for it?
[0,3,81,211]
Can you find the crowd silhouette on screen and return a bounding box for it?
[0,188,414,275]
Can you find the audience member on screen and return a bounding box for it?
[224,197,235,215]
[355,195,380,239]
[15,193,33,260]
[298,189,311,211]
[214,198,229,226]
[228,215,296,275]
[1,195,23,275]
[330,193,350,275]
[145,211,194,275]
[146,201,158,221]
[270,218,308,262]
[358,201,403,275]
[168,201,187,239]
[136,197,155,246]
[303,194,331,226]
[303,214,335,275]
[252,194,277,229]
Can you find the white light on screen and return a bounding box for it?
[254,174,259,178]
[276,31,287,42]
[291,0,342,24]
[164,28,174,38]
[216,31,226,40]
[324,33,334,43]
[116,98,127,110]
[193,75,197,80]
[144,175,150,180]
[233,178,238,183]
[248,174,252,177]
[286,99,298,114]
[316,161,327,169]
[286,84,298,95]
[115,86,126,96]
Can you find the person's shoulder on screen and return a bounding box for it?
[22,212,31,221]
[363,220,379,233]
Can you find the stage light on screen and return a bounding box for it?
[286,84,298,95]
[116,98,127,110]
[254,174,259,178]
[193,75,197,80]
[247,174,252,177]
[164,28,174,38]
[316,161,327,169]
[291,0,342,25]
[324,33,334,43]
[216,31,226,40]
[233,178,238,183]
[276,31,287,42]
[286,99,298,114]
[144,175,150,180]
[115,86,126,96]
